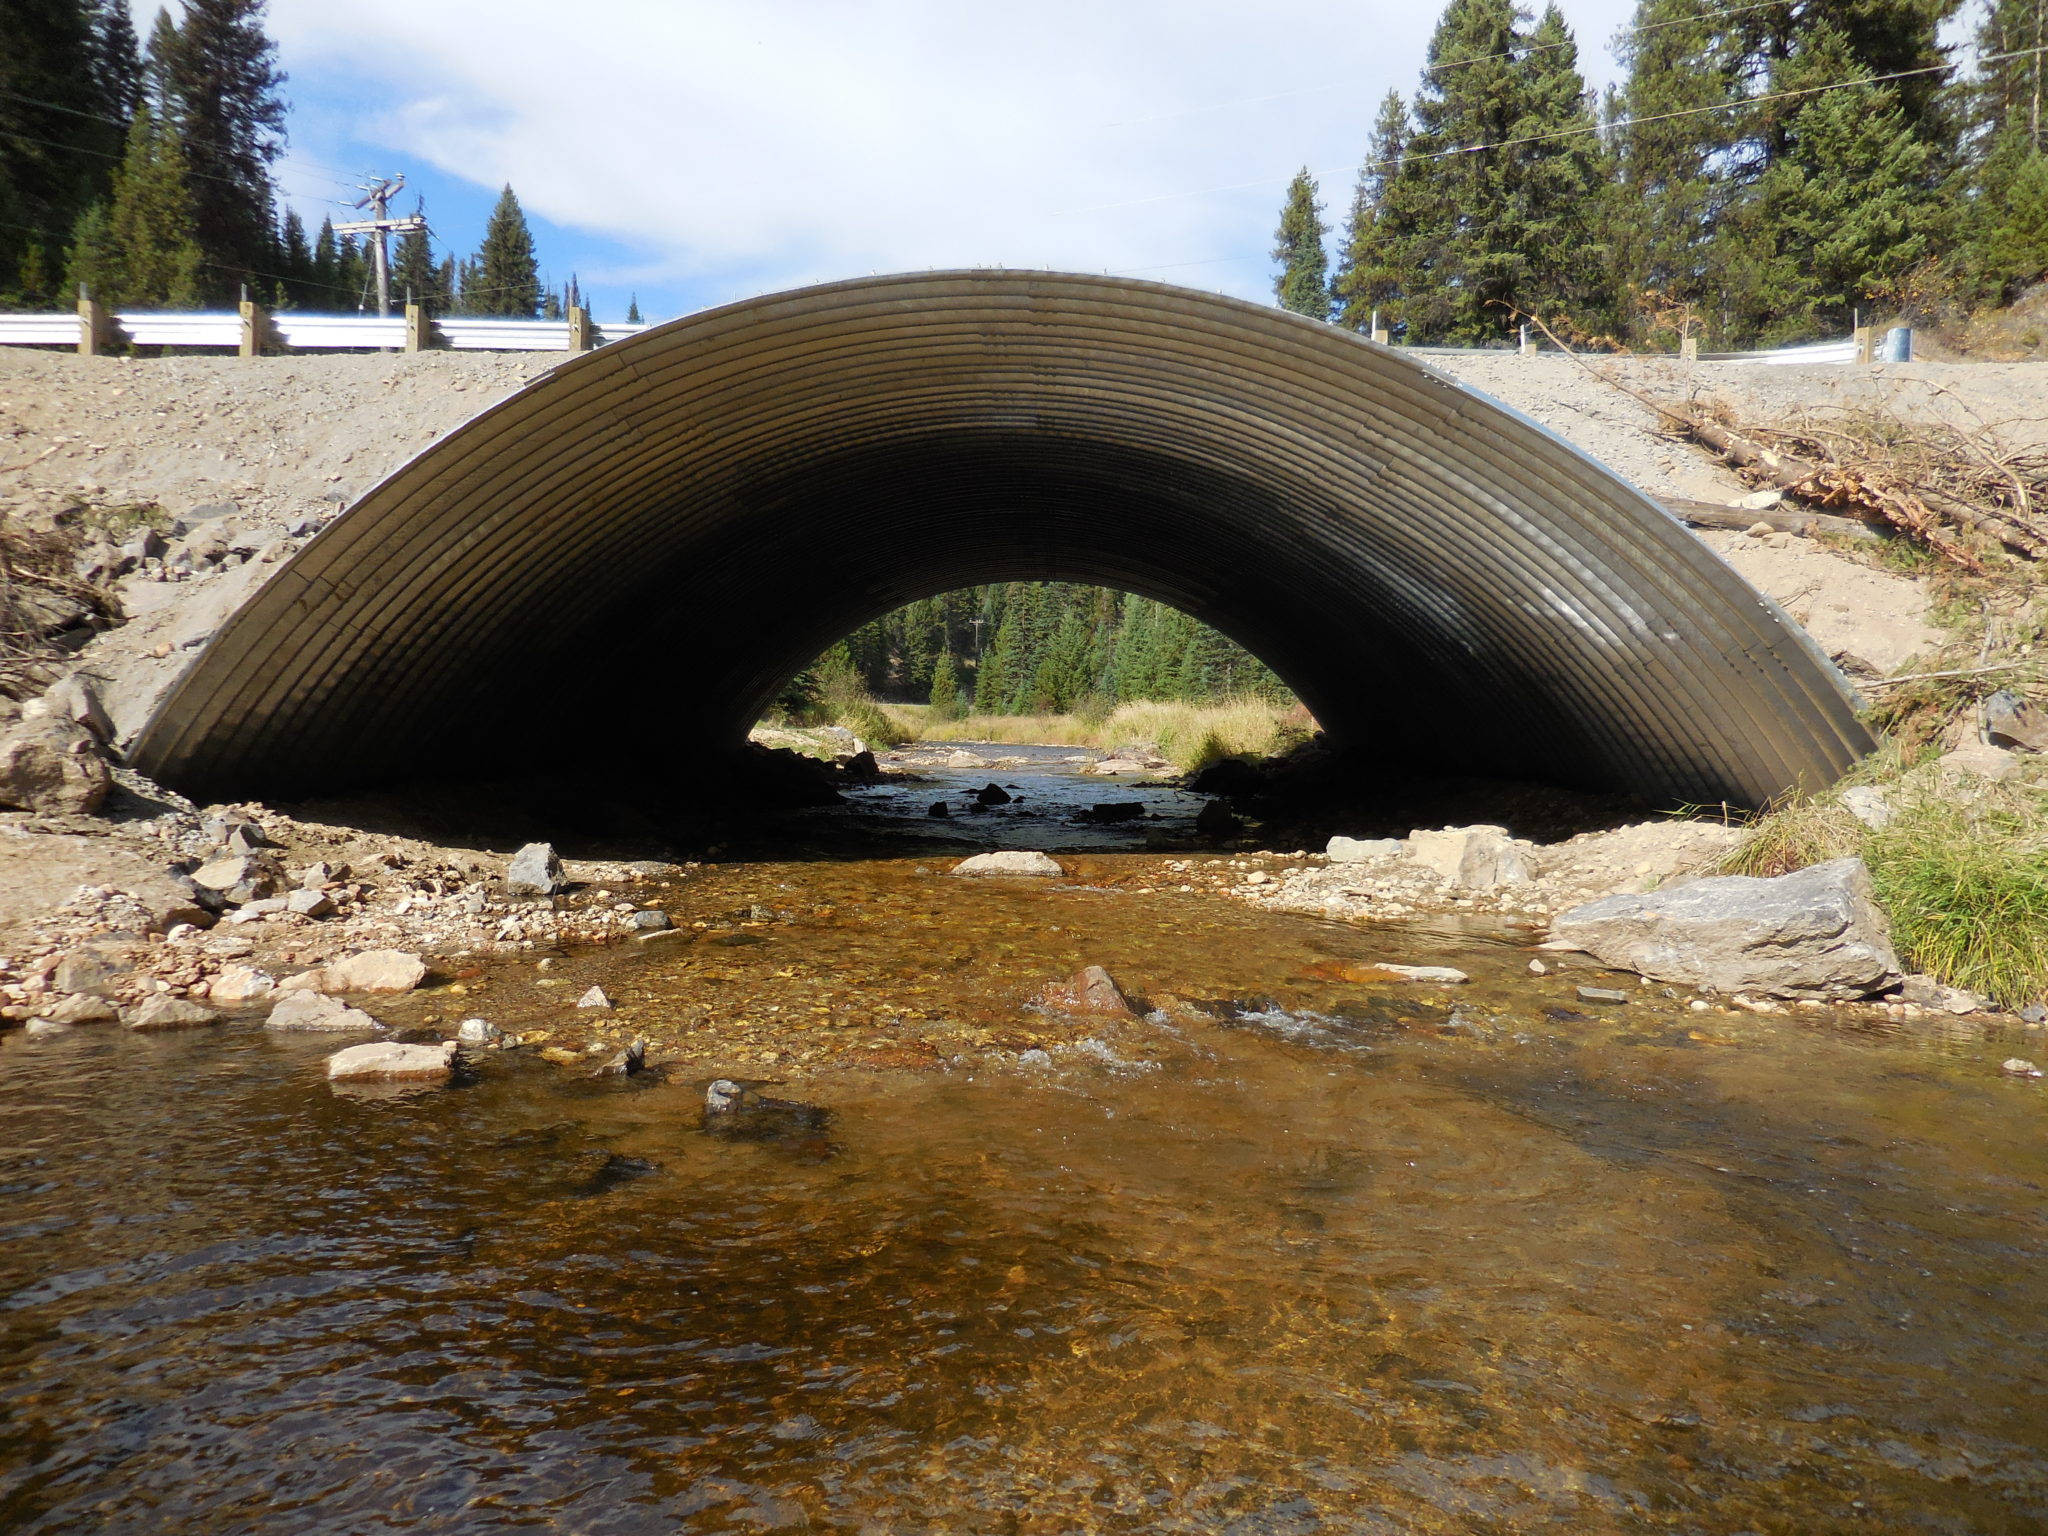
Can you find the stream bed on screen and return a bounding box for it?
[3,751,2046,1533]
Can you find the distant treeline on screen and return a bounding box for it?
[0,0,617,319]
[820,584,1291,717]
[1272,0,2048,349]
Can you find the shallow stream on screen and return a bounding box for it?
[3,752,2046,1533]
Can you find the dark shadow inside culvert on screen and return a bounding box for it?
[129,271,1871,819]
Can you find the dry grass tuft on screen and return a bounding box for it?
[885,697,1312,773]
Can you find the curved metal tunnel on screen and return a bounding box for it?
[130,271,1872,809]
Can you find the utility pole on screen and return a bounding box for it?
[333,174,425,317]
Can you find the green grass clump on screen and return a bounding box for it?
[1723,772,2048,1007]
[1862,791,2048,1007]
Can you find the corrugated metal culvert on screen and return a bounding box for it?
[130,271,1870,809]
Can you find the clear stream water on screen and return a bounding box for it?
[3,752,2046,1533]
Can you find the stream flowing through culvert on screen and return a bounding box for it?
[4,748,2048,1533]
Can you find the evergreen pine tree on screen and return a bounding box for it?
[1966,126,2048,299]
[1271,167,1331,319]
[1611,0,1751,345]
[391,198,447,313]
[1507,5,1615,336]
[275,205,310,306]
[87,0,144,125]
[927,651,964,720]
[1741,23,1941,340]
[106,104,204,306]
[627,293,643,323]
[310,214,339,302]
[473,185,541,318]
[1973,0,2047,153]
[156,0,286,298]
[63,201,121,306]
[0,0,120,299]
[1333,91,1412,332]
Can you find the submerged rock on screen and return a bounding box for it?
[1550,857,1901,1001]
[576,985,613,1009]
[703,1078,833,1150]
[975,782,1012,805]
[457,1017,502,1045]
[592,1038,648,1077]
[505,841,565,897]
[1037,965,1136,1017]
[268,990,384,1032]
[949,850,1063,877]
[326,1040,457,1083]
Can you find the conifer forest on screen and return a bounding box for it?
[0,1,572,316]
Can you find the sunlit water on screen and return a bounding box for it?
[4,757,2047,1533]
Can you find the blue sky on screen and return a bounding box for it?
[245,0,1646,323]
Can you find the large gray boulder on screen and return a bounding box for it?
[1549,857,1900,1000]
[0,716,111,815]
[505,841,565,896]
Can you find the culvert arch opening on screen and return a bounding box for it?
[129,271,1870,810]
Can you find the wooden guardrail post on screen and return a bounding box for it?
[404,302,431,353]
[77,285,114,355]
[567,306,595,354]
[1679,334,1698,361]
[1368,307,1389,346]
[238,294,276,357]
[1853,326,1875,364]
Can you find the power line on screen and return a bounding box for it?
[0,84,374,185]
[1104,0,1811,130]
[1064,42,2048,221]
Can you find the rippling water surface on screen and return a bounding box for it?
[5,767,2048,1533]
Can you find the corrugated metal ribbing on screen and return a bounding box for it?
[129,271,1871,807]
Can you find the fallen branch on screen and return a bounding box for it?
[1859,661,2038,689]
[1659,497,1882,542]
[0,445,60,474]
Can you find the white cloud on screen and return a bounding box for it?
[266,0,1639,302]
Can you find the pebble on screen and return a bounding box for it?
[1576,986,1629,1005]
[2000,1058,2043,1078]
[577,986,614,1009]
[1527,958,1548,976]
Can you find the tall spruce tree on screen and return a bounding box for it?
[473,185,541,317]
[626,293,644,323]
[104,104,204,306]
[391,198,448,313]
[87,0,144,125]
[1271,168,1331,319]
[157,0,286,298]
[275,204,311,306]
[1333,91,1413,332]
[0,0,120,300]
[1506,5,1615,336]
[1973,0,2047,152]
[1611,0,1751,343]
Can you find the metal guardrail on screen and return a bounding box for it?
[0,309,648,353]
